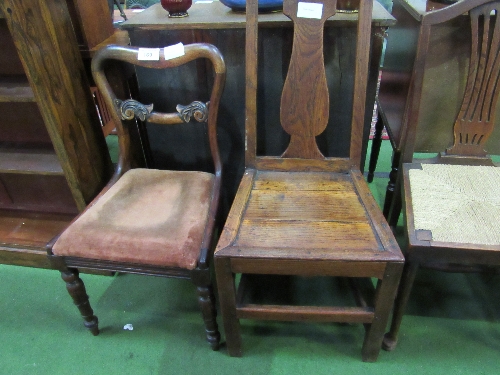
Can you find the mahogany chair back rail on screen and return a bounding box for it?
[47,43,226,350]
[381,0,500,352]
[215,0,404,362]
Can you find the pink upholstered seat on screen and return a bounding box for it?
[53,169,214,270]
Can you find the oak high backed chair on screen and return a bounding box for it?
[382,0,500,351]
[214,0,404,362]
[47,43,226,350]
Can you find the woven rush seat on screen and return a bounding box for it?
[53,168,214,269]
[409,164,500,245]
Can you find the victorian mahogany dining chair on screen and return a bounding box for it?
[381,0,500,351]
[214,0,404,362]
[47,43,226,350]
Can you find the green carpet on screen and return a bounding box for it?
[0,140,499,374]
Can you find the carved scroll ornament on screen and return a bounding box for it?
[176,101,209,123]
[114,99,154,121]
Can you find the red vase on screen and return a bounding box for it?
[161,0,192,17]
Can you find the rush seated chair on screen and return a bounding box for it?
[47,43,226,350]
[214,0,404,362]
[382,0,500,351]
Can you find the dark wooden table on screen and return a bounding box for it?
[120,1,395,214]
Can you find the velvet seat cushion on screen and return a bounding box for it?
[53,168,214,270]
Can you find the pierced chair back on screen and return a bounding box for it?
[94,44,225,182]
[402,0,500,164]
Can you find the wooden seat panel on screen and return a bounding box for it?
[233,171,381,253]
[245,172,368,221]
[244,190,366,221]
[253,171,356,191]
[236,219,378,250]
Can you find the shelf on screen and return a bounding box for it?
[120,1,396,31]
[0,75,35,102]
[0,0,115,268]
[0,209,74,268]
[0,148,63,175]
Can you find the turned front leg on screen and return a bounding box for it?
[61,269,99,336]
[197,284,221,350]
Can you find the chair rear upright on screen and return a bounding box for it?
[244,0,373,172]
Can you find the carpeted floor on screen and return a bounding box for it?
[0,140,499,374]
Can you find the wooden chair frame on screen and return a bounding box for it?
[46,43,226,350]
[214,0,404,362]
[381,0,500,351]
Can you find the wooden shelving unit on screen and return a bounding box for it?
[0,149,63,175]
[0,0,114,268]
[0,76,34,102]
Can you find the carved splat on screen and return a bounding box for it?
[447,3,500,157]
[280,0,337,159]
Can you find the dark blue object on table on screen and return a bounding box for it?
[219,0,283,12]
